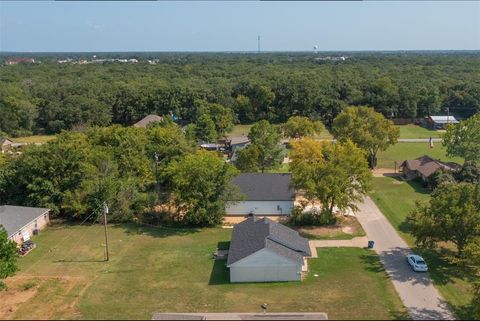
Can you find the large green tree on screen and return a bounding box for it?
[195,114,218,143]
[290,138,372,221]
[332,106,400,168]
[0,226,17,290]
[443,113,480,163]
[408,182,480,255]
[282,116,325,139]
[245,120,283,173]
[165,151,239,226]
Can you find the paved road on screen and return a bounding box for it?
[355,196,455,320]
[398,138,443,143]
[309,237,369,257]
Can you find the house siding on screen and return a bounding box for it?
[226,201,294,216]
[9,212,50,244]
[229,249,302,283]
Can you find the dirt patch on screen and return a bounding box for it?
[372,168,401,177]
[295,216,366,239]
[0,276,89,320]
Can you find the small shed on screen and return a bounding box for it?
[226,216,311,283]
[0,205,50,244]
[0,137,13,153]
[425,116,459,129]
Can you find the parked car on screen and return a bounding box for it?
[407,254,428,272]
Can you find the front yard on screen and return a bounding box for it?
[2,223,406,320]
[370,177,477,319]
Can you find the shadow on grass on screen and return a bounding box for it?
[217,241,230,251]
[208,259,230,285]
[405,180,431,195]
[115,222,200,239]
[53,258,105,263]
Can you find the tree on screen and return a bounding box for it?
[290,138,372,221]
[332,106,400,168]
[465,238,480,319]
[247,120,283,173]
[283,116,325,139]
[407,182,480,255]
[204,103,234,137]
[165,151,239,226]
[234,145,260,172]
[0,226,17,290]
[455,161,480,183]
[195,114,218,143]
[443,113,480,163]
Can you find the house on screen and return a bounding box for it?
[400,155,460,182]
[425,115,459,130]
[226,136,250,151]
[1,137,13,153]
[5,58,36,65]
[133,115,164,128]
[226,173,295,219]
[226,216,311,283]
[0,205,50,244]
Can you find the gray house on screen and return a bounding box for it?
[227,216,311,283]
[0,205,50,244]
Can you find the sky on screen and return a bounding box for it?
[1,1,479,52]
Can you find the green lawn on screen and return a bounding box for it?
[228,125,253,137]
[397,125,441,139]
[370,177,476,319]
[11,135,56,144]
[5,223,406,320]
[377,143,463,169]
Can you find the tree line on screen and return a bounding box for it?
[1,53,479,137]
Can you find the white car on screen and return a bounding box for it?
[407,254,428,272]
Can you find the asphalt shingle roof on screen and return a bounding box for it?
[401,155,460,178]
[0,205,50,238]
[133,115,164,128]
[227,216,311,266]
[231,173,295,201]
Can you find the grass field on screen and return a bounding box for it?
[397,125,441,139]
[228,124,333,140]
[377,143,463,169]
[370,177,476,319]
[11,135,56,144]
[2,223,406,320]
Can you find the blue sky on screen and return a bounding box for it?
[1,1,479,52]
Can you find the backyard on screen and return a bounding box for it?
[397,125,441,139]
[370,176,476,319]
[1,223,406,320]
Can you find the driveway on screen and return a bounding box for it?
[355,196,455,320]
[309,237,369,258]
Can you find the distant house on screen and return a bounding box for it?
[425,115,459,130]
[1,137,13,153]
[133,115,164,128]
[400,155,460,182]
[226,173,295,219]
[226,216,311,283]
[5,58,35,65]
[0,205,50,244]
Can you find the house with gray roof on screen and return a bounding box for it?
[0,205,50,244]
[425,115,459,129]
[227,216,311,282]
[400,155,460,182]
[226,173,295,219]
[133,115,164,128]
[1,137,13,153]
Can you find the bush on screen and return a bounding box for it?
[289,206,336,226]
[21,281,37,291]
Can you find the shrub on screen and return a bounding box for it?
[289,206,336,226]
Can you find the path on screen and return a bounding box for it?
[398,138,442,143]
[355,196,455,320]
[308,237,369,258]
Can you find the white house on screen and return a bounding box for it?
[0,205,50,244]
[226,216,311,283]
[226,173,295,218]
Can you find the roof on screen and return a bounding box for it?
[227,136,250,146]
[227,216,311,266]
[401,155,460,178]
[0,205,50,238]
[133,115,164,128]
[0,137,13,145]
[428,116,459,124]
[231,173,295,201]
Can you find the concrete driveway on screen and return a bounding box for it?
[309,237,369,258]
[355,196,455,320]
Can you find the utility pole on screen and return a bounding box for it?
[103,203,110,262]
[154,152,160,200]
[258,35,261,53]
